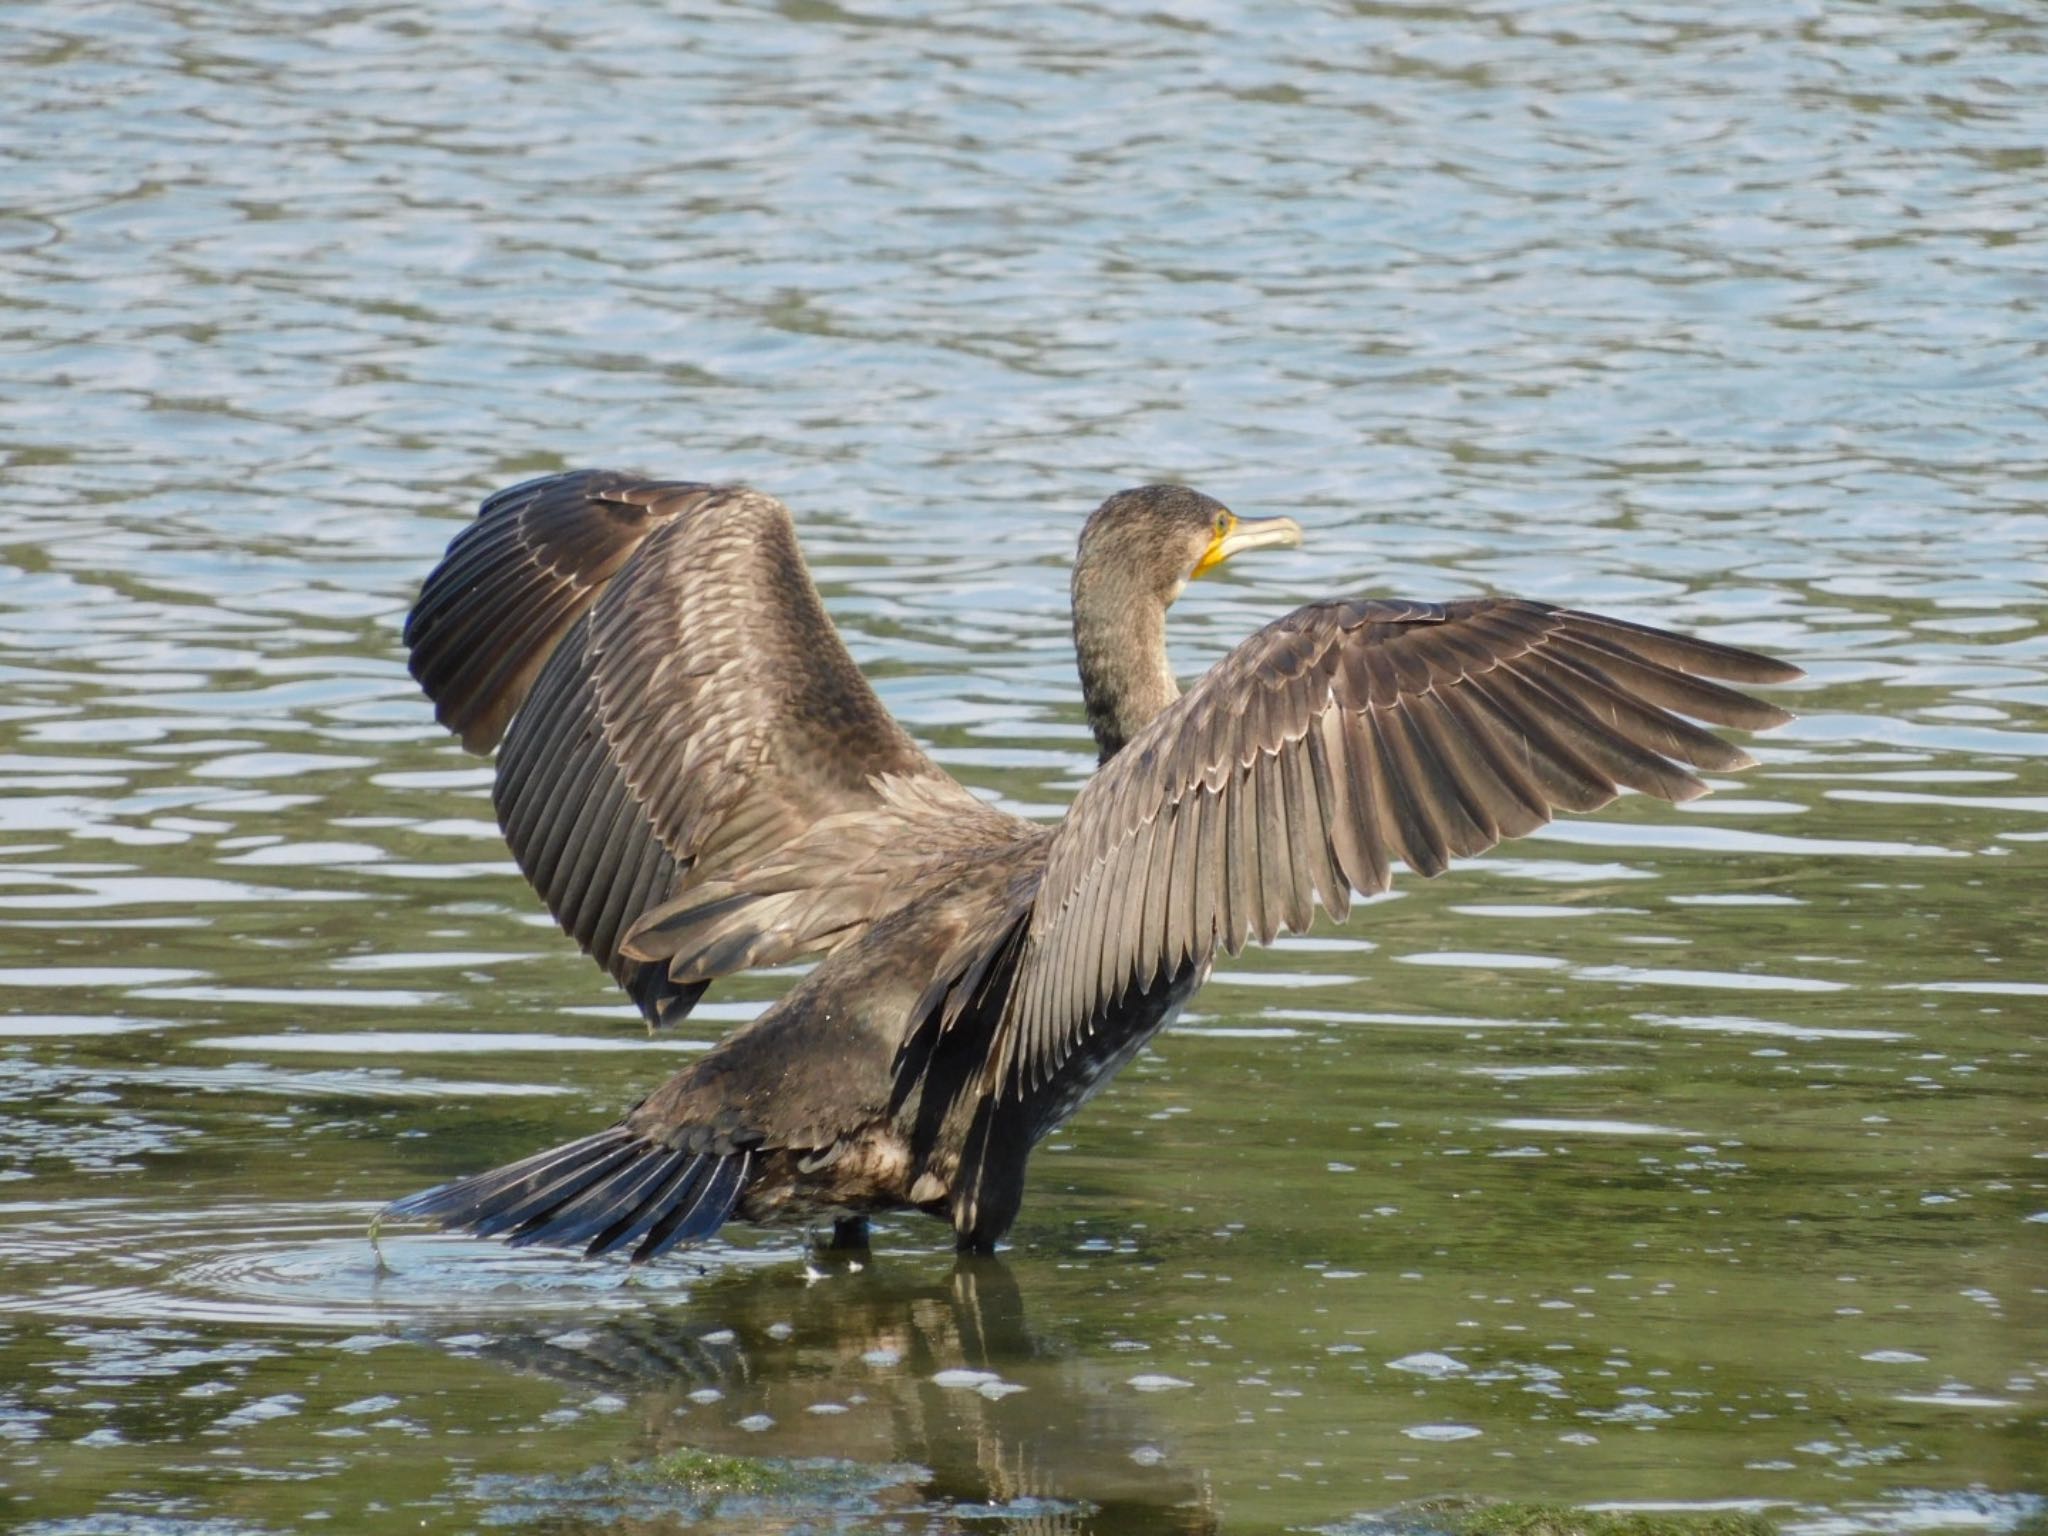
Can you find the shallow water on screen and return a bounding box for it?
[2,0,2044,1531]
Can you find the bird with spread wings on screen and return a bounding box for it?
[385,472,1800,1259]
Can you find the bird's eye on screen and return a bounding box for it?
[1214,512,1232,535]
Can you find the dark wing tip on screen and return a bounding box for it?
[405,470,713,755]
[1561,610,1805,687]
[1751,657,1807,686]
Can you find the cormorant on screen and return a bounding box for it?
[385,472,1799,1258]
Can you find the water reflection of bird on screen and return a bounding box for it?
[464,1254,1217,1535]
[387,471,1800,1258]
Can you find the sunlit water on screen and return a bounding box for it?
[2,1,2044,1532]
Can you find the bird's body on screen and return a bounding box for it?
[387,471,1800,1258]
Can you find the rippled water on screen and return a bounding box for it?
[3,1,2044,1532]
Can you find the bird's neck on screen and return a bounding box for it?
[1072,578,1179,764]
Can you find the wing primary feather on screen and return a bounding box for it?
[1047,876,1094,1091]
[1328,709,1393,894]
[1013,955,1046,1100]
[1496,659,1709,802]
[1551,630,1796,731]
[1068,861,1108,1053]
[417,578,572,735]
[1274,735,1319,931]
[409,527,576,662]
[1302,709,1356,921]
[554,782,637,946]
[1382,702,1496,859]
[1222,757,1260,952]
[1118,812,1162,997]
[1429,685,1553,837]
[1286,729,1346,921]
[1164,794,1200,972]
[1458,604,1764,777]
[1363,708,1452,877]
[994,963,1029,1100]
[495,658,579,829]
[1259,748,1310,937]
[1213,768,1242,953]
[1561,609,1805,685]
[532,749,623,921]
[519,730,608,896]
[1191,779,1225,955]
[436,581,593,748]
[1096,813,1138,1022]
[1484,659,1704,804]
[1241,750,1277,944]
[1527,645,1760,771]
[495,668,591,858]
[1397,690,1509,851]
[403,521,516,639]
[584,792,668,959]
[421,492,628,631]
[1138,802,1178,990]
[1456,670,1616,814]
[1038,877,1077,1087]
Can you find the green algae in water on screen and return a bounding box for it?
[637,1445,803,1494]
[1455,1505,1776,1536]
[1345,1502,1778,1536]
[470,1450,934,1528]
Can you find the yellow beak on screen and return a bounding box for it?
[1191,513,1304,578]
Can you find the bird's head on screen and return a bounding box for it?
[1075,485,1302,606]
[1069,484,1304,761]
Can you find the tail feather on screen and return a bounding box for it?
[385,1128,620,1227]
[473,1134,642,1238]
[638,1152,750,1261]
[385,1127,750,1262]
[588,1153,721,1256]
[503,1145,694,1250]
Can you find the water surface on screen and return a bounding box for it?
[2,1,2044,1532]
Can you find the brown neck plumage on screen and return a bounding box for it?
[1071,562,1180,763]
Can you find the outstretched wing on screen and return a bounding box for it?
[405,470,1021,1026]
[994,597,1802,1092]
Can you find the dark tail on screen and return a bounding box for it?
[385,1127,751,1263]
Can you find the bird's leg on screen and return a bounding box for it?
[804,1215,871,1279]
